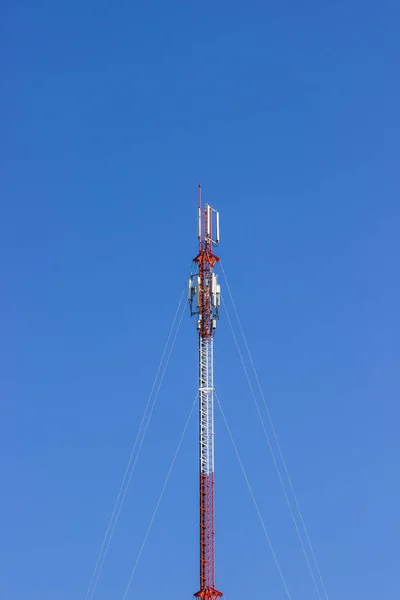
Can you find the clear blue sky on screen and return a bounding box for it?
[1,0,399,598]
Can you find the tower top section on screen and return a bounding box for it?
[189,185,221,339]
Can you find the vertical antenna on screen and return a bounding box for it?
[189,185,222,600]
[198,184,202,240]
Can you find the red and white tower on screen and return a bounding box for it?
[188,185,223,600]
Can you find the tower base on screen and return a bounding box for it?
[194,587,223,600]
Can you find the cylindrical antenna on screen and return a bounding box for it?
[198,184,202,240]
[198,208,202,240]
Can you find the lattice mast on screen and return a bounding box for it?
[188,185,222,600]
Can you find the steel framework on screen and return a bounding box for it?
[189,185,222,600]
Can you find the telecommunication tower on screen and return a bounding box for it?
[188,185,222,600]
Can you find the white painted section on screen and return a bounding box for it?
[199,337,214,475]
